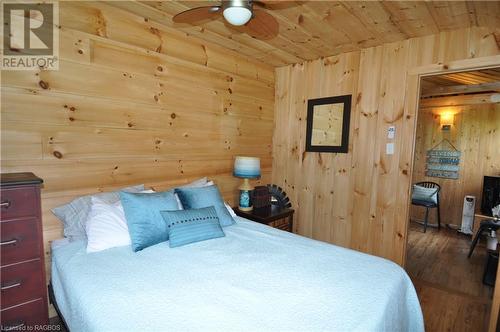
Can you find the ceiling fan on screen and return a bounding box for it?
[172,0,283,40]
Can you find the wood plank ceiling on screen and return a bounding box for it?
[421,68,500,97]
[423,68,500,86]
[109,1,500,67]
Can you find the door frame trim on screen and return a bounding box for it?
[401,54,500,332]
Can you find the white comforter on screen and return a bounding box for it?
[51,217,424,332]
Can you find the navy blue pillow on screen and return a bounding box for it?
[175,185,235,227]
[120,191,179,252]
[160,206,225,248]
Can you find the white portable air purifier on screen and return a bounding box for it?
[460,195,476,235]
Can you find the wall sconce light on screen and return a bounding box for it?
[490,93,500,103]
[440,112,454,131]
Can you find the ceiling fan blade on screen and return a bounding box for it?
[254,0,300,10]
[172,6,221,24]
[241,8,279,40]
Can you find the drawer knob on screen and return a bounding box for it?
[1,281,22,291]
[1,321,25,331]
[0,239,18,246]
[0,200,11,209]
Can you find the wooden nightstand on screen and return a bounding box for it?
[233,205,295,232]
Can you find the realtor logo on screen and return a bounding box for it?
[2,1,59,70]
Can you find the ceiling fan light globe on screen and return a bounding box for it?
[223,7,252,26]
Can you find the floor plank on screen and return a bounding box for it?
[49,315,67,332]
[406,222,494,332]
[413,279,491,332]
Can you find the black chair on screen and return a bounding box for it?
[411,181,441,233]
[468,218,500,258]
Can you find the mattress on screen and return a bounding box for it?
[51,217,424,332]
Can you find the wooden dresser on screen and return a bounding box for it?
[1,173,48,330]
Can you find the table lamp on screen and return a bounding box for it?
[233,156,261,211]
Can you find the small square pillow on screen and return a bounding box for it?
[160,206,225,248]
[174,179,236,218]
[412,185,438,204]
[120,191,179,252]
[175,185,235,227]
[174,178,211,209]
[52,184,145,241]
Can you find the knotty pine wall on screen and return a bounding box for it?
[272,27,499,265]
[0,1,274,314]
[411,103,500,227]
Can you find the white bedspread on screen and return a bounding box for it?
[51,217,423,332]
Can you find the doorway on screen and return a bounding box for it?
[405,67,500,331]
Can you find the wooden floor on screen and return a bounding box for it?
[406,222,493,332]
[49,316,67,332]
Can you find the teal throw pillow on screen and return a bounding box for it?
[120,191,179,252]
[160,206,225,248]
[174,185,235,227]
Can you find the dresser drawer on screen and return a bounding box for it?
[0,186,38,221]
[0,218,40,265]
[1,260,44,308]
[1,299,48,331]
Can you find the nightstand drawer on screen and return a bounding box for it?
[1,260,44,308]
[1,218,40,266]
[233,206,295,233]
[0,298,48,331]
[0,187,38,221]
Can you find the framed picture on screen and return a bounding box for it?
[305,94,352,153]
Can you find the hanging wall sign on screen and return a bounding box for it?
[426,139,461,180]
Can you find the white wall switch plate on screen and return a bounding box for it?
[387,126,396,139]
[386,143,394,155]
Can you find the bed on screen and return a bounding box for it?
[51,217,424,332]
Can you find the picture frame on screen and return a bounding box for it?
[305,94,352,153]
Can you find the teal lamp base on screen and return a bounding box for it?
[234,156,260,212]
[238,178,253,211]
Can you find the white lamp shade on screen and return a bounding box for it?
[223,7,252,26]
[234,156,260,179]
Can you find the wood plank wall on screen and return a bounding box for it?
[272,27,499,265]
[0,2,274,315]
[411,103,500,227]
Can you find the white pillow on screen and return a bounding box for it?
[141,189,156,194]
[176,177,208,189]
[225,202,237,218]
[86,197,131,253]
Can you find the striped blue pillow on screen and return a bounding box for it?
[160,206,225,248]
